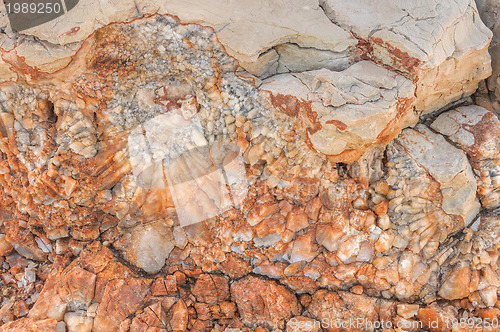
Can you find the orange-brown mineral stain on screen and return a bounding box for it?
[325,119,347,131]
[370,37,422,79]
[376,96,415,141]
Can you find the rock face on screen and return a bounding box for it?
[431,105,500,209]
[261,61,416,162]
[231,276,301,329]
[0,0,498,331]
[393,124,480,226]
[321,0,492,112]
[476,0,500,114]
[113,221,175,274]
[0,0,491,113]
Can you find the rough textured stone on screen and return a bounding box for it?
[114,221,174,274]
[0,1,498,331]
[321,0,492,112]
[394,124,480,226]
[476,0,500,114]
[0,318,58,332]
[93,278,151,332]
[261,61,416,162]
[231,276,301,329]
[431,106,500,209]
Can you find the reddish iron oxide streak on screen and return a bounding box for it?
[376,96,415,142]
[59,26,81,38]
[350,31,422,82]
[370,37,422,78]
[325,119,347,131]
[268,93,301,117]
[0,48,46,81]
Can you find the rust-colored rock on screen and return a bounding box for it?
[231,276,301,329]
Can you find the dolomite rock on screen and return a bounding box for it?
[0,0,492,116]
[437,215,500,306]
[0,1,498,331]
[113,221,175,274]
[431,106,500,209]
[306,290,380,331]
[475,0,500,112]
[192,274,230,305]
[0,318,58,332]
[93,278,152,332]
[393,124,480,226]
[231,276,301,329]
[261,61,416,162]
[320,0,492,113]
[0,0,356,79]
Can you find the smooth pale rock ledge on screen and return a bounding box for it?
[0,0,492,114]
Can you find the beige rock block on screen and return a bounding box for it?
[395,125,480,226]
[261,61,416,161]
[321,0,492,112]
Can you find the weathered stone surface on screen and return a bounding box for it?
[321,0,492,112]
[192,274,230,305]
[261,61,416,162]
[0,1,498,331]
[0,0,356,79]
[476,0,500,114]
[93,278,152,332]
[431,106,500,209]
[0,0,491,116]
[0,318,58,332]
[231,276,301,329]
[436,215,500,306]
[307,290,380,332]
[114,221,174,274]
[393,124,480,226]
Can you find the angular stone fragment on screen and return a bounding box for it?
[93,278,152,332]
[307,290,379,331]
[231,276,301,329]
[431,106,500,209]
[435,215,500,306]
[438,263,472,300]
[394,125,480,226]
[261,61,416,162]
[321,0,492,112]
[192,274,230,305]
[29,265,96,321]
[130,302,168,332]
[114,221,174,274]
[0,318,58,332]
[63,312,93,332]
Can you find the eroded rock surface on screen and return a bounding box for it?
[0,1,497,331]
[321,0,492,112]
[431,105,500,210]
[261,61,416,162]
[0,0,491,114]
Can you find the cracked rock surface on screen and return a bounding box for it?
[0,1,498,332]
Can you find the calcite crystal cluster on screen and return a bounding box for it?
[0,0,498,331]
